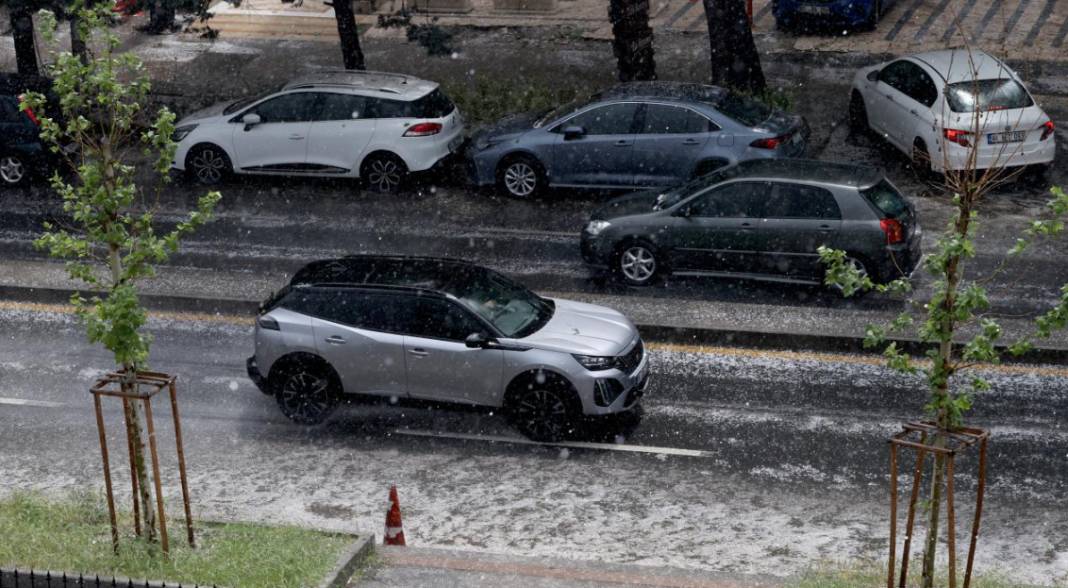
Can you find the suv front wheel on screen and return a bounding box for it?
[507,373,580,442]
[273,360,340,425]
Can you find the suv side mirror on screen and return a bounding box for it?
[465,332,493,349]
[867,70,880,83]
[563,125,586,140]
[241,113,262,131]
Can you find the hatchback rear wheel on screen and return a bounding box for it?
[0,155,27,186]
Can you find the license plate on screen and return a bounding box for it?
[988,131,1025,144]
[798,4,831,15]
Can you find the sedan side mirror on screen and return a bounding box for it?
[563,125,586,141]
[241,113,262,131]
[867,70,880,83]
[465,332,493,349]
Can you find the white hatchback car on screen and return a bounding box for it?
[849,49,1055,174]
[171,70,465,192]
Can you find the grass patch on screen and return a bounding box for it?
[0,491,354,588]
[791,560,1060,588]
[442,76,590,127]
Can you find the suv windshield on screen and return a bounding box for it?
[444,270,554,338]
[944,79,1033,113]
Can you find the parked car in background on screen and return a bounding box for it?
[580,159,921,288]
[850,49,1055,174]
[0,93,48,187]
[468,81,809,199]
[773,0,897,31]
[172,70,465,193]
[247,256,648,441]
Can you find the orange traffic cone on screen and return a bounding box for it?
[383,485,406,546]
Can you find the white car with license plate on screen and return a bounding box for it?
[849,49,1055,174]
[171,70,465,193]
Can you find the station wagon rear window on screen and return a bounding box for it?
[944,79,1033,113]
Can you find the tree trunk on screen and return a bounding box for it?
[10,2,39,78]
[71,13,89,64]
[332,0,366,70]
[608,0,656,82]
[702,0,765,93]
[148,0,177,33]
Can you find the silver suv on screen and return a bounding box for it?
[247,256,648,441]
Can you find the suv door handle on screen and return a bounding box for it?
[409,348,429,357]
[325,335,346,345]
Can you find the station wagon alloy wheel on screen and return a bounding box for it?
[620,245,657,284]
[514,388,571,441]
[503,161,538,198]
[278,370,335,425]
[0,155,26,185]
[364,155,406,193]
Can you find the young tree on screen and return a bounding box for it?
[702,0,765,93]
[330,0,366,70]
[25,0,220,542]
[823,53,1067,587]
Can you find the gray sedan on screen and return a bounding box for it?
[468,81,809,198]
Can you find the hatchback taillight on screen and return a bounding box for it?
[880,218,905,245]
[1041,120,1055,141]
[403,122,442,137]
[943,128,971,147]
[18,94,39,126]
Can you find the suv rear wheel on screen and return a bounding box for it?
[273,359,340,425]
[0,154,27,186]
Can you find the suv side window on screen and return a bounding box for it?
[765,183,842,219]
[283,288,408,333]
[564,103,641,135]
[407,298,487,341]
[250,92,319,123]
[687,181,769,218]
[641,104,715,134]
[316,93,368,121]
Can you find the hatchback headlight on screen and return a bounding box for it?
[584,220,611,236]
[573,354,617,371]
[172,124,198,142]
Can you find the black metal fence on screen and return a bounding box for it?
[0,569,218,588]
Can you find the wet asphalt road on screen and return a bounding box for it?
[1,307,1066,582]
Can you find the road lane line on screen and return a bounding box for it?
[0,397,66,408]
[394,428,714,457]
[4,299,1067,378]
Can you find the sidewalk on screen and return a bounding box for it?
[354,546,783,588]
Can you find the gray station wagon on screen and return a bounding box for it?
[580,159,922,287]
[468,81,809,199]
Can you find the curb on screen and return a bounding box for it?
[319,533,376,588]
[5,282,1067,365]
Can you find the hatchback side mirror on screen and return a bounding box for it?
[674,206,692,218]
[241,113,262,131]
[867,70,879,83]
[465,332,493,349]
[563,125,586,140]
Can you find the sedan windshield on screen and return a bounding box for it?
[944,79,1033,113]
[535,97,593,128]
[445,270,554,338]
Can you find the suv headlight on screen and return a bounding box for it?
[172,124,198,142]
[584,220,611,236]
[573,354,617,371]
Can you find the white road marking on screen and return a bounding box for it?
[394,428,714,458]
[0,397,66,408]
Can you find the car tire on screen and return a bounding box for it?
[507,371,581,442]
[829,255,873,297]
[186,144,232,186]
[272,358,341,425]
[0,154,29,187]
[496,154,545,199]
[614,241,662,287]
[848,92,869,134]
[361,152,408,194]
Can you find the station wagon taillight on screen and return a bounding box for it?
[1041,120,1055,141]
[880,218,905,245]
[943,128,971,147]
[403,122,443,137]
[17,94,39,126]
